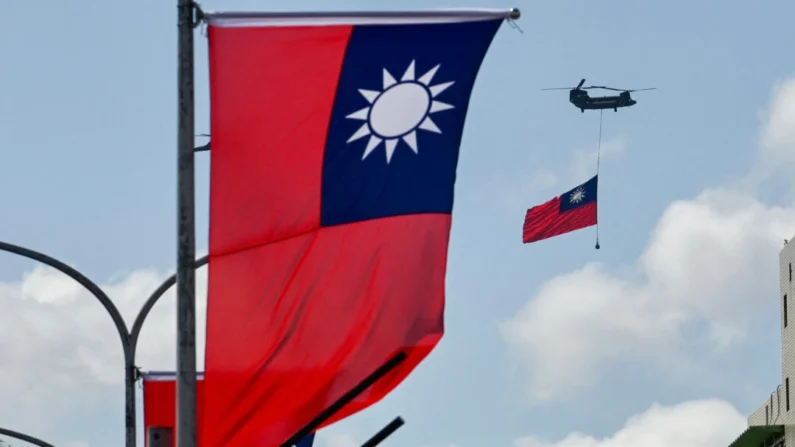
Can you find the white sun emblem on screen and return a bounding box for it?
[570,187,586,204]
[345,60,455,163]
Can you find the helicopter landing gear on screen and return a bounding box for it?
[614,108,617,112]
[580,108,584,113]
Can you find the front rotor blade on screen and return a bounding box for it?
[583,86,623,91]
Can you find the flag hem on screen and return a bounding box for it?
[205,8,519,27]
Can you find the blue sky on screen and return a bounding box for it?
[1,1,795,447]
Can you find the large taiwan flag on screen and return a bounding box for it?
[202,9,513,446]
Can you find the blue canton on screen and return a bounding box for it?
[559,175,598,213]
[320,19,502,228]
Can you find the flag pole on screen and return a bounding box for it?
[176,0,200,446]
[359,417,405,447]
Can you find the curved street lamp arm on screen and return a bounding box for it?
[0,427,57,447]
[129,255,209,359]
[0,244,210,447]
[0,241,131,356]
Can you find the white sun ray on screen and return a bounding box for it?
[418,64,440,85]
[402,60,415,81]
[384,139,399,162]
[430,81,455,98]
[346,60,457,163]
[418,117,441,133]
[403,131,418,153]
[347,123,370,143]
[383,69,397,90]
[358,89,380,103]
[362,135,383,159]
[430,101,454,113]
[346,107,369,120]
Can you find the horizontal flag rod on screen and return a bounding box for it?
[142,370,205,381]
[204,8,520,27]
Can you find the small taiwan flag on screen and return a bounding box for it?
[522,175,598,243]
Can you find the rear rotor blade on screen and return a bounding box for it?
[540,87,575,90]
[583,86,657,92]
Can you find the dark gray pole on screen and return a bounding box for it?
[360,417,405,447]
[124,351,138,447]
[124,351,137,447]
[176,0,197,446]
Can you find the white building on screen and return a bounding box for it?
[730,235,795,447]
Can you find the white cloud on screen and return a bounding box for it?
[314,431,451,447]
[760,76,795,165]
[317,432,359,447]
[501,74,795,403]
[0,259,208,445]
[514,399,747,447]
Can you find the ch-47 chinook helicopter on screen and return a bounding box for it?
[542,79,656,113]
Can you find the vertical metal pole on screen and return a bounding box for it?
[176,0,197,447]
[125,351,137,447]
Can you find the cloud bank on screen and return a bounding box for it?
[501,75,795,403]
[515,399,746,447]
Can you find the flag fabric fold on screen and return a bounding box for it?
[203,10,506,446]
[522,175,598,243]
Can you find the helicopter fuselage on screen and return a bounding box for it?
[569,90,636,112]
[542,79,653,112]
